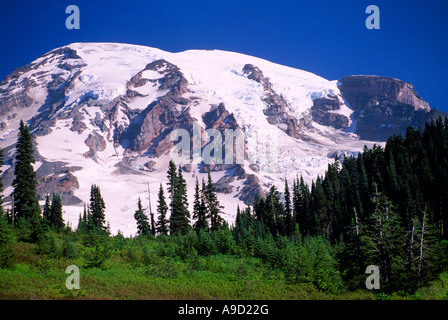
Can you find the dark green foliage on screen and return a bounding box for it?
[12,120,41,223]
[49,193,64,231]
[205,171,224,232]
[283,179,293,237]
[213,227,237,255]
[192,177,208,233]
[362,191,406,292]
[83,243,112,269]
[156,184,169,236]
[0,214,14,268]
[61,234,78,259]
[167,161,190,235]
[196,228,217,256]
[76,204,90,234]
[35,231,58,257]
[89,184,106,231]
[134,197,150,236]
[42,193,64,231]
[42,194,51,223]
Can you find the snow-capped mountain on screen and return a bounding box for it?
[0,42,444,236]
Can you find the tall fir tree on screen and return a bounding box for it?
[76,203,90,233]
[89,184,106,230]
[42,194,51,223]
[156,184,169,236]
[49,193,64,231]
[173,165,190,235]
[134,197,150,236]
[284,179,293,237]
[166,160,179,234]
[362,190,405,292]
[193,177,208,233]
[205,171,223,232]
[12,120,41,221]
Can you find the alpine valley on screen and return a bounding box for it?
[0,42,445,236]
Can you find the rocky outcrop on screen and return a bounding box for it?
[200,102,246,171]
[339,75,430,112]
[338,75,446,140]
[242,64,311,138]
[236,174,265,205]
[84,130,106,151]
[0,47,85,134]
[121,59,192,156]
[311,94,349,129]
[35,161,83,205]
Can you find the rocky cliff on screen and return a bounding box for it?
[338,75,445,141]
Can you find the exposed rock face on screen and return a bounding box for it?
[236,174,265,205]
[339,75,430,112]
[201,102,246,172]
[311,95,349,129]
[339,75,445,141]
[83,130,107,161]
[35,161,83,205]
[214,175,235,194]
[84,130,106,151]
[242,64,310,138]
[121,59,192,156]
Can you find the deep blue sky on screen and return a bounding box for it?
[1,0,447,112]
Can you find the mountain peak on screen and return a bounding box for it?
[0,42,444,235]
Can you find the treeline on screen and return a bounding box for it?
[1,118,448,295]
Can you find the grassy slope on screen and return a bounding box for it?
[1,237,447,300]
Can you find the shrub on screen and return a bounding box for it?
[213,228,237,255]
[35,232,58,257]
[0,215,14,268]
[83,244,111,269]
[61,235,78,260]
[196,229,217,256]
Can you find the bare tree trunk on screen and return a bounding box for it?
[378,213,388,284]
[418,205,427,278]
[148,183,155,236]
[408,218,415,267]
[353,207,362,269]
[353,207,361,250]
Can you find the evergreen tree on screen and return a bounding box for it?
[362,191,405,292]
[12,120,41,221]
[283,179,293,237]
[311,178,327,236]
[42,194,51,223]
[193,177,208,233]
[89,184,106,230]
[49,193,64,231]
[166,159,178,214]
[76,204,90,233]
[134,197,150,236]
[176,165,191,234]
[205,171,223,232]
[168,165,190,235]
[156,184,169,236]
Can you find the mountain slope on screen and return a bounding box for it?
[0,42,444,236]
